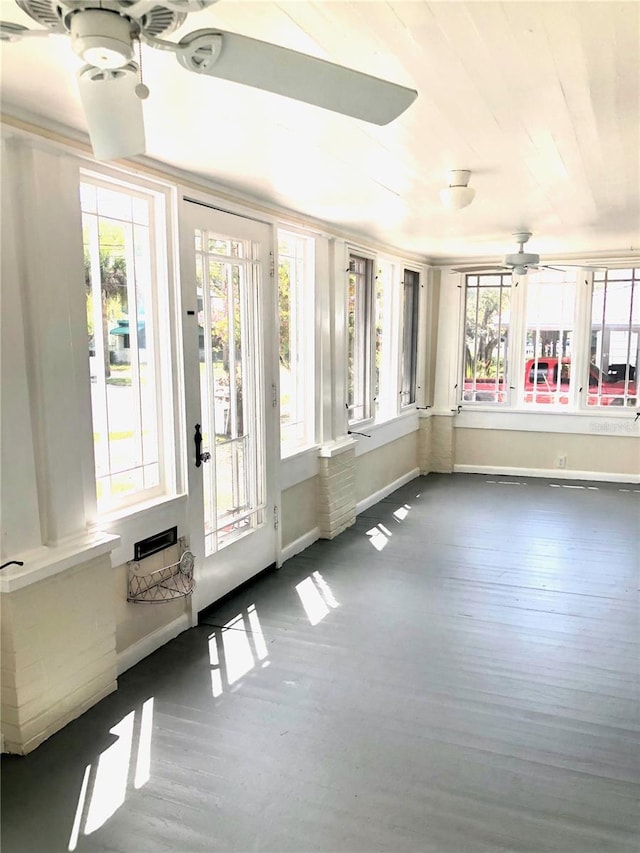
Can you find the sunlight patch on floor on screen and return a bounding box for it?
[296,571,339,625]
[68,696,156,849]
[208,605,271,697]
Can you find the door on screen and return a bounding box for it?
[179,199,278,615]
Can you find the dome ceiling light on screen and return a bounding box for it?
[440,169,475,210]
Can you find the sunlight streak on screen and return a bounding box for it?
[296,573,339,625]
[208,607,271,696]
[134,697,154,789]
[366,525,389,551]
[84,711,135,834]
[223,614,255,685]
[296,576,329,624]
[313,571,339,608]
[211,668,223,697]
[68,699,156,846]
[68,764,91,851]
[247,603,268,660]
[393,504,411,521]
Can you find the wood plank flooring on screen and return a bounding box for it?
[2,473,639,852]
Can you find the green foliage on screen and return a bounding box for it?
[465,284,510,379]
[278,261,291,369]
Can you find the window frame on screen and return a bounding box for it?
[276,226,317,458]
[80,169,179,518]
[459,271,513,407]
[518,268,579,409]
[456,264,640,416]
[346,251,375,426]
[399,266,421,409]
[587,267,639,409]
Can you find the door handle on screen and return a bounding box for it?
[194,424,211,467]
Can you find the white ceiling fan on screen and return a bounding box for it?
[451,231,594,276]
[0,0,418,161]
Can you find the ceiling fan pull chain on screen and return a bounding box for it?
[135,38,150,100]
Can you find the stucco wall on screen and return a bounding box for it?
[281,476,319,550]
[355,432,419,503]
[454,428,639,478]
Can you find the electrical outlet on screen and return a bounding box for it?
[557,454,567,469]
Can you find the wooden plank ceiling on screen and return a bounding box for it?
[1,1,638,261]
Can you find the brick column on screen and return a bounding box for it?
[1,553,117,754]
[418,415,432,474]
[317,442,356,539]
[430,415,455,473]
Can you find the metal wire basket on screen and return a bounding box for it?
[127,542,195,603]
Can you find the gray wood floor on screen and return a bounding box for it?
[2,473,639,853]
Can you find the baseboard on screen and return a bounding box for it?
[453,464,640,485]
[117,613,191,676]
[356,468,421,515]
[279,527,320,566]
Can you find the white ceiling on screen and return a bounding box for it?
[1,0,639,262]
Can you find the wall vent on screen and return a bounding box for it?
[134,526,178,562]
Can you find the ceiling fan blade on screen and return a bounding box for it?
[77,63,146,161]
[175,29,417,125]
[0,21,52,41]
[451,264,506,273]
[544,263,607,271]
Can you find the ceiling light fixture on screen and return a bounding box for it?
[440,169,475,210]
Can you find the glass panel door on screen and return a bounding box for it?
[180,201,277,614]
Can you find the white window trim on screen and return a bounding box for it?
[455,265,640,418]
[346,246,376,427]
[80,166,181,520]
[399,264,422,411]
[277,224,318,459]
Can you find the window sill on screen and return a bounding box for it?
[95,492,187,527]
[318,437,357,458]
[452,407,640,436]
[280,445,321,490]
[352,409,419,457]
[0,531,121,593]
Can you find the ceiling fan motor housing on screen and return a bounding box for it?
[505,251,539,268]
[70,9,134,68]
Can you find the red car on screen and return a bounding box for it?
[463,358,637,406]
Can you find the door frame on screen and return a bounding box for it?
[177,190,281,619]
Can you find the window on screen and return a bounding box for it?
[81,177,172,513]
[523,270,576,405]
[374,261,397,420]
[458,264,639,412]
[462,273,511,404]
[400,268,420,407]
[277,229,316,455]
[347,254,374,423]
[589,268,639,407]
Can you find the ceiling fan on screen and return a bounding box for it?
[451,232,589,276]
[0,0,418,161]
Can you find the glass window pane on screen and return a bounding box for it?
[374,262,395,420]
[462,274,510,404]
[524,270,576,406]
[278,230,315,456]
[589,269,638,407]
[348,255,373,423]
[401,269,419,406]
[81,180,164,513]
[195,229,262,554]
